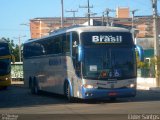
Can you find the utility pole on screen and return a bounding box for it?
[66,9,78,25]
[152,0,160,87]
[61,0,64,28]
[79,0,93,26]
[104,8,115,26]
[102,12,105,26]
[14,35,26,62]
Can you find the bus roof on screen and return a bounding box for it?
[51,25,130,35]
[25,26,130,44]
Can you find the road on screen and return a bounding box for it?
[0,86,160,120]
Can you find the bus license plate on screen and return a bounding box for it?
[108,92,117,96]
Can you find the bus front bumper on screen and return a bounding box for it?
[81,87,136,100]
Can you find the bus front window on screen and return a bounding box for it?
[82,47,136,80]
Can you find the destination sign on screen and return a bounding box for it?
[92,35,122,44]
[81,32,133,46]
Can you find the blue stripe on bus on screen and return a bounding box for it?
[81,87,136,99]
[136,45,144,62]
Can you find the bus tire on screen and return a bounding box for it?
[65,82,73,102]
[31,77,40,95]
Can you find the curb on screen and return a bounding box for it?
[11,81,24,87]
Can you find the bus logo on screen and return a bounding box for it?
[92,35,122,44]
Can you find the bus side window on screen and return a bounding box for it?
[62,33,70,55]
[72,32,81,77]
[47,36,62,55]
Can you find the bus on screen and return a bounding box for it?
[23,26,142,101]
[0,40,15,89]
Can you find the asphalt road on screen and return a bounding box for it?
[0,86,160,120]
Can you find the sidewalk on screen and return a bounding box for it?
[137,77,160,91]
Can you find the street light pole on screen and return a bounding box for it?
[131,9,138,29]
[87,0,90,26]
[61,0,64,28]
[130,9,138,42]
[152,0,160,87]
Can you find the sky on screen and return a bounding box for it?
[0,0,159,44]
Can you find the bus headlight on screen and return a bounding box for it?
[83,84,97,89]
[127,83,136,88]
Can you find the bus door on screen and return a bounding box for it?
[71,32,81,78]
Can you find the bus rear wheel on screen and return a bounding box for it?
[31,78,39,95]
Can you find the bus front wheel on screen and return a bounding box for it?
[65,82,73,102]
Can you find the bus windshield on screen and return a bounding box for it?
[82,46,136,80]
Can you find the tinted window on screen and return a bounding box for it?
[23,40,45,58]
[46,36,62,55]
[83,46,136,80]
[62,33,70,54]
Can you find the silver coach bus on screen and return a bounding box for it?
[23,26,140,101]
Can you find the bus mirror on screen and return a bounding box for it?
[135,45,144,62]
[73,41,78,48]
[78,45,83,61]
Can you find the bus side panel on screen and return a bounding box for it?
[23,58,38,88]
[24,55,69,95]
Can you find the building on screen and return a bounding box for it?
[135,16,154,38]
[30,17,88,39]
[116,7,130,18]
[29,8,160,40]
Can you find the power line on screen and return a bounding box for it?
[79,0,93,26]
[104,8,115,26]
[66,9,78,25]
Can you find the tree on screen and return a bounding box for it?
[0,37,20,62]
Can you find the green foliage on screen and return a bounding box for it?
[151,56,160,77]
[136,52,149,69]
[0,37,20,62]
